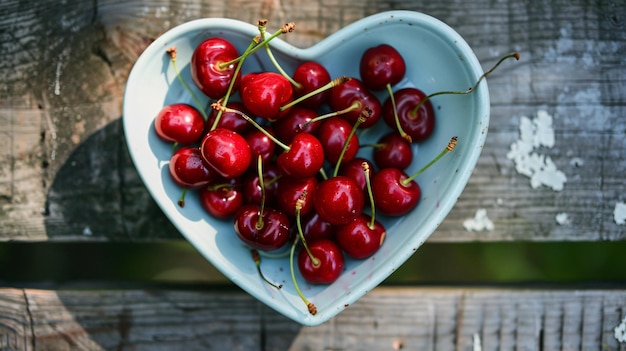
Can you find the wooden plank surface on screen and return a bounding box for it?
[0,286,624,350]
[1,0,625,242]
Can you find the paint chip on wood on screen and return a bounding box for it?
[506,110,567,191]
[463,209,494,232]
[615,314,626,343]
[614,202,626,225]
[555,212,570,225]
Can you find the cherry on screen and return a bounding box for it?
[382,87,435,143]
[168,146,216,189]
[242,163,281,206]
[245,127,276,169]
[328,78,381,129]
[154,103,205,145]
[297,239,344,284]
[240,72,293,121]
[276,132,325,179]
[316,117,359,165]
[292,61,332,108]
[272,107,321,145]
[359,44,406,91]
[372,132,414,170]
[234,204,291,251]
[314,176,364,226]
[199,180,244,219]
[200,128,251,179]
[301,211,335,242]
[338,157,376,192]
[206,101,252,135]
[336,215,386,259]
[191,37,241,99]
[275,176,317,217]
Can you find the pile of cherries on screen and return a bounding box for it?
[153,20,518,315]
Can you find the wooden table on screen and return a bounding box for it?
[1,0,625,349]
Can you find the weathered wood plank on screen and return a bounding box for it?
[0,0,624,241]
[0,287,625,350]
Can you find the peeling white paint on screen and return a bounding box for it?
[615,314,626,343]
[463,209,494,232]
[506,110,567,191]
[555,212,570,225]
[473,333,482,351]
[614,202,626,226]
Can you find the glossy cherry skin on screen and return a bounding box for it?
[359,44,406,91]
[199,182,244,219]
[292,61,331,108]
[316,117,359,165]
[240,72,293,121]
[272,107,321,145]
[371,167,421,216]
[191,37,241,99]
[338,157,376,192]
[245,128,276,169]
[168,147,216,189]
[275,176,317,217]
[206,101,251,135]
[382,87,435,142]
[373,132,414,170]
[276,133,325,179]
[314,176,364,226]
[242,163,281,206]
[336,215,386,259]
[154,103,205,145]
[298,239,344,284]
[328,78,381,129]
[234,205,291,251]
[200,128,251,179]
[301,212,335,241]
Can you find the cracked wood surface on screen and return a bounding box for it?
[1,0,624,242]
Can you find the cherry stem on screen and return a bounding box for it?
[402,136,458,186]
[177,188,187,207]
[409,52,520,117]
[303,100,361,127]
[166,47,208,121]
[251,249,282,289]
[289,235,317,315]
[212,103,290,151]
[280,76,350,112]
[295,192,320,267]
[210,39,257,131]
[218,24,294,69]
[255,155,266,231]
[258,20,301,89]
[362,162,376,230]
[385,82,411,143]
[332,108,370,177]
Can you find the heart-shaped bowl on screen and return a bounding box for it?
[123,10,489,326]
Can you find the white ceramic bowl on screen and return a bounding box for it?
[123,10,489,326]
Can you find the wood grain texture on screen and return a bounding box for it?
[0,0,624,241]
[0,287,624,350]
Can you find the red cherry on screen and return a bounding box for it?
[316,117,359,165]
[371,167,420,216]
[359,44,406,91]
[276,133,325,179]
[301,212,335,242]
[242,163,281,206]
[240,72,293,120]
[191,37,241,99]
[373,132,414,170]
[382,87,435,142]
[335,215,386,259]
[199,181,244,219]
[154,103,205,145]
[292,61,331,108]
[338,157,376,192]
[314,176,364,226]
[245,127,276,169]
[234,204,291,251]
[298,239,344,284]
[328,78,381,129]
[275,176,317,217]
[168,146,216,189]
[272,107,321,145]
[200,128,251,179]
[205,101,252,135]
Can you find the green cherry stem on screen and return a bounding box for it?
[409,52,520,117]
[218,23,295,69]
[279,76,350,112]
[295,192,319,267]
[401,136,458,186]
[361,161,376,230]
[255,155,266,231]
[166,47,208,120]
[332,108,370,177]
[385,82,411,143]
[251,249,282,289]
[258,20,301,89]
[289,235,317,315]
